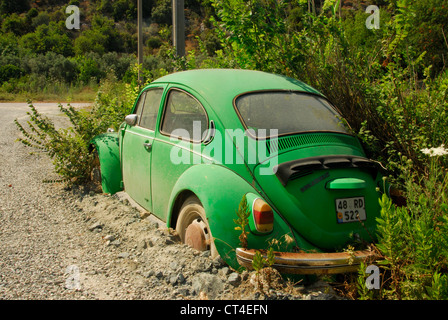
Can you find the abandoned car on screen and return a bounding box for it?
[91,69,388,274]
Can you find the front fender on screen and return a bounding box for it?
[166,164,295,270]
[90,133,123,194]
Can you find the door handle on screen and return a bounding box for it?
[143,142,152,150]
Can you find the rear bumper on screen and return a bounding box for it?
[236,247,376,275]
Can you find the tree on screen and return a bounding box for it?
[1,13,29,36]
[74,29,108,55]
[407,0,448,75]
[0,0,30,14]
[20,21,74,56]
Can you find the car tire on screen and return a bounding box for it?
[176,195,219,259]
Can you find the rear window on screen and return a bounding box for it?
[235,91,349,138]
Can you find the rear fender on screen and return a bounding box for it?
[90,133,123,194]
[166,164,313,269]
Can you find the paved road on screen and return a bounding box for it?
[0,102,92,119]
[0,102,107,300]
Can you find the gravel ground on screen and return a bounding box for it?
[0,102,343,301]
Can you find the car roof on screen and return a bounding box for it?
[150,69,324,129]
[151,69,322,103]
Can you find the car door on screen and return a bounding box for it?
[150,87,209,222]
[121,86,165,211]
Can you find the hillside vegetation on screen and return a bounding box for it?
[6,0,448,299]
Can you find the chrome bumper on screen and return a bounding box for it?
[236,247,376,275]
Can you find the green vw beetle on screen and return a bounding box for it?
[91,69,389,274]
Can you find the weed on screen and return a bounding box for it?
[252,247,275,292]
[234,194,250,249]
[14,76,138,184]
[357,145,448,299]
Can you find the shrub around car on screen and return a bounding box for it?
[91,69,389,274]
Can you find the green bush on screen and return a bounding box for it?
[15,102,98,182]
[19,21,73,56]
[30,11,50,29]
[14,75,138,183]
[22,52,78,83]
[74,30,108,56]
[98,52,135,80]
[358,149,448,300]
[78,56,106,85]
[397,0,448,76]
[151,0,172,24]
[146,36,163,50]
[1,13,29,35]
[0,64,23,83]
[0,32,19,56]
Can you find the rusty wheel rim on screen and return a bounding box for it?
[184,219,209,251]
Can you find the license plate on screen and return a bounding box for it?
[335,197,366,223]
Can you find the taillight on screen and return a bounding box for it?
[252,198,274,233]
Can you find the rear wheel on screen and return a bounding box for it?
[175,196,218,258]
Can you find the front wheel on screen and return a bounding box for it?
[175,196,218,258]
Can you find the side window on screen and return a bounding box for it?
[139,88,163,130]
[133,92,146,119]
[161,89,208,142]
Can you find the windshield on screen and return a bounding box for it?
[235,91,349,138]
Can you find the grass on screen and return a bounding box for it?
[0,84,98,103]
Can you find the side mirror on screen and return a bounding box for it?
[125,114,138,126]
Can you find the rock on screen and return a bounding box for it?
[137,239,151,250]
[308,293,339,300]
[305,280,337,296]
[191,260,212,272]
[191,273,224,299]
[177,273,186,284]
[165,238,175,245]
[203,261,213,272]
[104,234,115,241]
[176,288,189,297]
[227,272,241,286]
[140,211,150,219]
[143,270,154,278]
[117,252,130,259]
[218,267,231,278]
[241,270,250,281]
[109,239,121,247]
[200,251,211,258]
[147,221,159,229]
[89,222,103,231]
[212,256,225,268]
[146,239,154,247]
[169,261,178,271]
[169,274,178,285]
